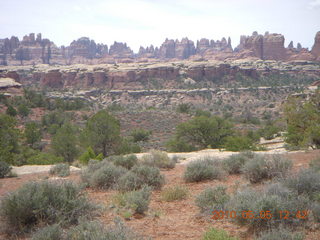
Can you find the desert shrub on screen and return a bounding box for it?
[311,202,320,222]
[109,154,138,169]
[177,103,192,113]
[117,171,144,192]
[0,161,12,178]
[284,168,320,200]
[49,163,70,177]
[113,186,151,215]
[0,181,96,232]
[31,224,62,240]
[26,152,64,165]
[196,185,230,213]
[241,155,269,183]
[309,157,320,172]
[227,184,310,229]
[141,150,175,169]
[184,158,226,182]
[130,128,151,142]
[202,228,238,240]
[161,185,188,202]
[87,163,127,189]
[131,165,165,190]
[256,227,304,240]
[223,152,254,174]
[266,155,292,179]
[66,218,144,240]
[241,155,292,183]
[125,186,152,214]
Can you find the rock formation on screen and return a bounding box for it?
[0,31,320,65]
[311,31,320,60]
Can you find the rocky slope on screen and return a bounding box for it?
[0,31,320,65]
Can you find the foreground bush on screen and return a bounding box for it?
[202,228,238,240]
[256,227,304,240]
[72,219,144,240]
[161,185,188,202]
[141,150,176,169]
[84,161,127,189]
[309,157,320,172]
[113,186,152,215]
[223,152,254,174]
[130,165,165,190]
[0,161,12,178]
[0,181,96,232]
[196,185,230,213]
[241,155,292,183]
[184,158,226,182]
[49,163,70,177]
[284,168,320,200]
[227,184,310,229]
[32,224,62,240]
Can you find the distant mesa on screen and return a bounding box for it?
[0,31,320,65]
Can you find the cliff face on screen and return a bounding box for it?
[0,31,320,65]
[1,60,319,90]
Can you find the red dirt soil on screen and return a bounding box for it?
[0,150,319,240]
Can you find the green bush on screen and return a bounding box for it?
[309,157,320,172]
[161,185,188,202]
[223,152,254,174]
[166,137,196,152]
[241,155,292,183]
[115,137,141,155]
[224,135,255,151]
[66,218,144,240]
[130,128,151,142]
[6,105,17,116]
[256,227,304,240]
[87,163,127,189]
[0,161,12,178]
[0,181,96,232]
[177,103,192,113]
[202,228,238,240]
[141,150,176,169]
[195,185,230,213]
[49,163,70,177]
[184,158,226,182]
[26,152,64,165]
[31,224,62,240]
[109,154,138,169]
[284,168,320,200]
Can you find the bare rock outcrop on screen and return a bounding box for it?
[109,42,133,59]
[311,31,320,60]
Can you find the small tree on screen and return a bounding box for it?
[0,114,20,164]
[81,110,120,156]
[18,103,30,117]
[174,116,234,149]
[24,121,42,148]
[52,124,78,163]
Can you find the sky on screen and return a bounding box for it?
[1,0,320,52]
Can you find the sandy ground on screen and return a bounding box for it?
[11,165,81,175]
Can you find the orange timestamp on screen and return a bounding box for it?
[211,210,309,220]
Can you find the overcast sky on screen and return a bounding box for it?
[1,0,320,52]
